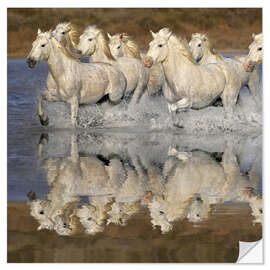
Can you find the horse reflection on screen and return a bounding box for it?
[28,133,262,236]
[147,144,262,233]
[28,133,150,235]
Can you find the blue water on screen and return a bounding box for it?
[7,57,262,200]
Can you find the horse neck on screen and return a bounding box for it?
[162,43,195,83]
[199,46,216,64]
[90,40,112,63]
[47,41,74,79]
[65,36,76,55]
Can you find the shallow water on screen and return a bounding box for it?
[7,58,262,263]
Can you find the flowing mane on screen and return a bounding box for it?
[169,34,196,64]
[55,22,80,49]
[192,33,224,61]
[114,33,141,59]
[84,25,116,61]
[157,27,195,63]
[52,36,79,62]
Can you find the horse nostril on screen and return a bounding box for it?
[26,57,36,68]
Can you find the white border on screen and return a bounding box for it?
[2,0,268,268]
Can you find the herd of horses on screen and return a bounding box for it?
[26,22,263,127]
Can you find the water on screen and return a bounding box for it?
[7,58,262,262]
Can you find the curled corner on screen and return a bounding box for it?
[237,240,263,263]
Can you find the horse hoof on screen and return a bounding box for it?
[173,123,184,128]
[39,133,49,145]
[39,115,49,126]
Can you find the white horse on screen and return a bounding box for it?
[27,29,126,127]
[107,32,165,96]
[146,145,262,234]
[244,33,262,72]
[189,33,260,105]
[77,25,149,104]
[34,23,80,126]
[143,28,242,119]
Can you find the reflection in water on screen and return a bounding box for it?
[27,133,262,236]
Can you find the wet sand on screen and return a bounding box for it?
[8,201,262,263]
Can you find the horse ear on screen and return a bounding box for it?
[119,33,128,43]
[37,28,42,35]
[150,30,157,39]
[164,30,172,41]
[37,225,43,231]
[252,33,256,40]
[96,30,102,37]
[107,33,112,39]
[202,34,208,41]
[48,29,53,39]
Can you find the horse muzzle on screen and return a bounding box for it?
[72,49,83,59]
[143,56,153,68]
[27,190,37,201]
[26,57,37,69]
[243,61,255,72]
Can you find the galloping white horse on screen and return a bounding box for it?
[143,28,243,119]
[108,32,165,95]
[189,33,260,104]
[27,29,126,127]
[244,33,262,72]
[77,25,149,104]
[33,23,80,125]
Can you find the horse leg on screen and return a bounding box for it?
[221,81,241,120]
[169,98,191,112]
[37,133,49,161]
[168,146,192,161]
[37,90,58,126]
[69,96,79,127]
[108,79,126,104]
[247,66,261,111]
[70,132,79,163]
[221,142,244,200]
[130,77,147,105]
[162,80,178,104]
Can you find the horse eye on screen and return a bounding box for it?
[39,211,44,215]
[61,32,65,35]
[159,211,164,215]
[196,214,200,217]
[158,44,163,48]
[88,38,92,42]
[198,44,201,47]
[41,44,46,48]
[258,47,262,51]
[63,223,67,228]
[259,208,263,214]
[117,45,121,49]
